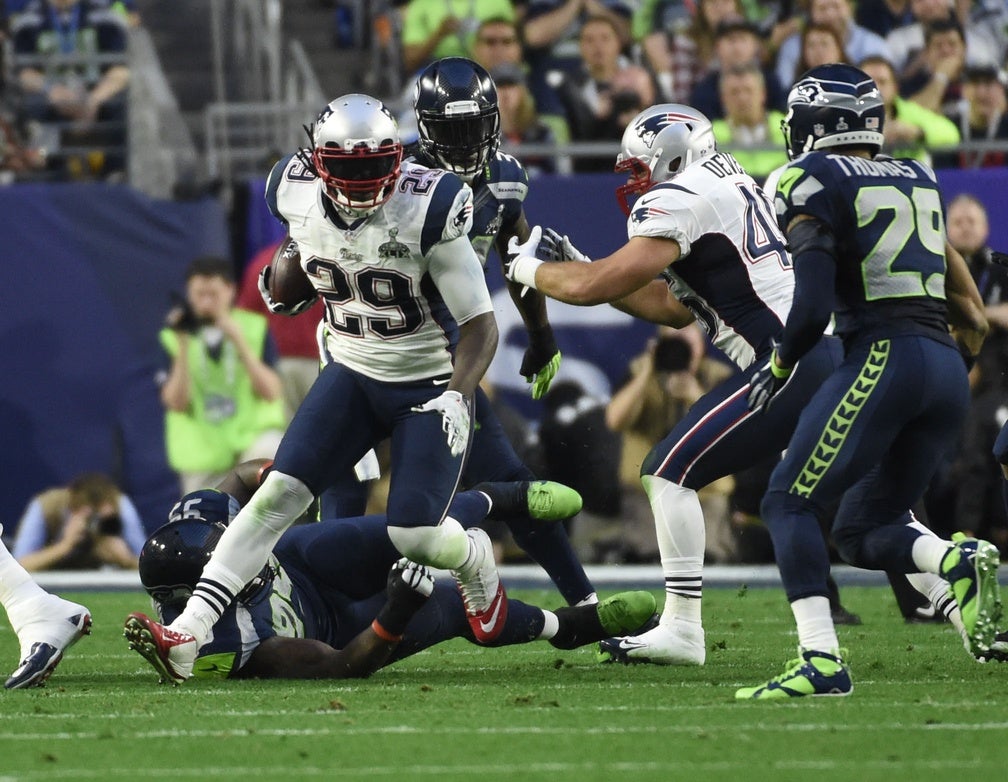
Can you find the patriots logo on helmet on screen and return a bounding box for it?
[634,111,698,148]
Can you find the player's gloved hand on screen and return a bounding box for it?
[505,225,544,289]
[520,326,561,400]
[538,227,590,263]
[411,390,470,456]
[374,558,435,639]
[747,341,792,414]
[258,265,318,316]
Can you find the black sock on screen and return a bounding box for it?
[472,481,528,520]
[549,604,603,650]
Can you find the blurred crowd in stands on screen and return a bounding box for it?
[1,0,1006,569]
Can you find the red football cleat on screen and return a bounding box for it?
[123,612,197,684]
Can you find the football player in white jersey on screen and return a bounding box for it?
[504,105,845,666]
[124,94,506,685]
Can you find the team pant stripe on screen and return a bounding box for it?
[790,339,890,498]
[654,385,752,483]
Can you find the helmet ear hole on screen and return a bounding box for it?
[668,156,682,175]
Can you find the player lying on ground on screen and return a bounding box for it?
[125,463,654,681]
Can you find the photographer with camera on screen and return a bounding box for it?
[159,256,285,494]
[605,325,736,563]
[11,472,145,571]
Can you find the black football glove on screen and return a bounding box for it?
[747,342,793,414]
[520,326,561,400]
[374,558,435,638]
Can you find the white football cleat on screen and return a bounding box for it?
[6,597,92,689]
[453,528,508,643]
[598,619,706,666]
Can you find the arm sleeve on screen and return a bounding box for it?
[117,495,148,555]
[11,499,48,559]
[427,235,495,325]
[777,219,838,367]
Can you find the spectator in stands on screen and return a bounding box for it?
[773,0,890,94]
[858,55,960,164]
[943,62,1008,168]
[688,17,785,121]
[236,240,324,423]
[472,17,571,144]
[158,256,285,495]
[639,0,746,104]
[11,0,130,177]
[794,21,848,79]
[554,15,655,172]
[12,472,145,571]
[945,194,1008,550]
[856,0,915,38]
[606,325,736,563]
[521,0,636,117]
[400,0,517,74]
[710,64,790,181]
[885,0,1000,83]
[897,18,965,113]
[491,63,559,175]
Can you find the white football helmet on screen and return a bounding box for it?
[310,94,403,219]
[614,104,716,215]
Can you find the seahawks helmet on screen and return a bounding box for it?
[782,64,885,159]
[414,57,500,180]
[139,489,269,607]
[614,104,716,215]
[306,94,402,218]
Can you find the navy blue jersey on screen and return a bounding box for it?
[774,153,952,347]
[408,148,529,265]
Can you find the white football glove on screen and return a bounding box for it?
[505,225,544,289]
[391,558,435,598]
[539,227,590,263]
[411,389,470,456]
[258,265,318,316]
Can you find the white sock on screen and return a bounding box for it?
[0,530,50,631]
[911,533,951,575]
[906,571,963,634]
[791,595,839,653]
[171,471,313,644]
[643,475,704,626]
[538,610,560,640]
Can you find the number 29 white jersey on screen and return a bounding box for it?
[626,152,795,370]
[265,155,492,382]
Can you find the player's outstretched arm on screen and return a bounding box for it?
[237,561,434,679]
[944,241,988,362]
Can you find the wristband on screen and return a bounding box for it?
[370,619,402,643]
[510,256,543,289]
[769,350,792,379]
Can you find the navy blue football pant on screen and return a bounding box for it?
[276,491,546,658]
[274,362,467,530]
[994,420,1008,518]
[641,336,842,487]
[761,335,970,602]
[319,383,594,605]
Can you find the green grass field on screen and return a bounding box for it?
[2,586,1007,782]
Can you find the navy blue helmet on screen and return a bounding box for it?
[139,490,269,607]
[414,57,500,179]
[782,64,885,159]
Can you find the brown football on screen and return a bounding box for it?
[268,238,316,305]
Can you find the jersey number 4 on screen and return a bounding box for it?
[305,257,424,338]
[737,183,791,270]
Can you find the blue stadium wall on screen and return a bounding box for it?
[2,168,1005,534]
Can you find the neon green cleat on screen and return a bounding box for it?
[941,533,1002,657]
[549,591,656,650]
[736,648,852,700]
[525,481,582,520]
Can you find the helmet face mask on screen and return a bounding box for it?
[614,104,715,216]
[783,64,885,159]
[414,57,500,180]
[307,94,403,219]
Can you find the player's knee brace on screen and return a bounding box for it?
[387,516,469,570]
